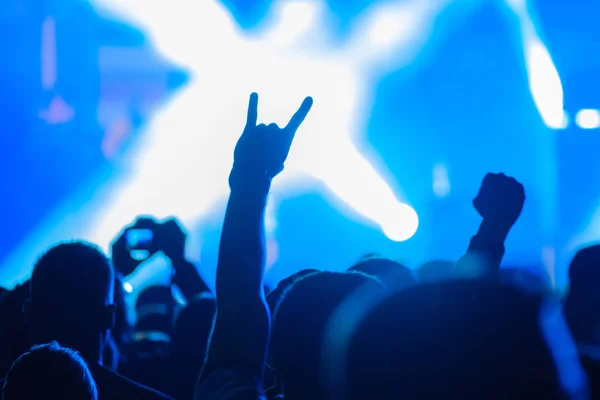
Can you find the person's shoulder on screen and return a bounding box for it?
[195,368,265,400]
[578,347,600,398]
[91,363,173,400]
[580,348,600,370]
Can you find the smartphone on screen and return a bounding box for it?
[126,229,154,261]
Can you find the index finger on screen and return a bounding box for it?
[245,92,259,128]
[284,96,313,133]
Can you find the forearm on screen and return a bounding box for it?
[202,173,271,378]
[216,178,269,299]
[203,295,270,378]
[172,259,211,299]
[455,219,507,277]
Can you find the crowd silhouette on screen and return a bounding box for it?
[1,91,598,399]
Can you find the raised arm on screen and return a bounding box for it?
[199,93,312,387]
[159,218,212,298]
[455,173,525,277]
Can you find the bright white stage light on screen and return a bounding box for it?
[364,7,420,51]
[506,0,565,130]
[381,203,419,242]
[504,0,527,13]
[524,39,565,129]
[0,0,564,287]
[82,0,424,247]
[266,1,321,47]
[345,0,440,71]
[576,109,600,129]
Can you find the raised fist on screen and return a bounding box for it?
[230,92,313,186]
[473,173,525,230]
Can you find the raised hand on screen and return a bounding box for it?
[111,216,160,276]
[199,93,312,388]
[231,92,313,184]
[473,172,525,232]
[158,217,211,298]
[158,217,187,263]
[455,173,525,277]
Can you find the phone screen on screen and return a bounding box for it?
[126,229,153,249]
[126,229,154,260]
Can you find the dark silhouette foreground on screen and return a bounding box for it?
[0,92,596,400]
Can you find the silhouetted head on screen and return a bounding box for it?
[168,292,216,399]
[2,341,98,400]
[568,245,600,298]
[498,266,552,295]
[417,259,455,282]
[134,285,177,337]
[270,271,384,400]
[171,292,216,356]
[326,279,587,399]
[0,281,31,378]
[565,244,600,343]
[26,242,116,362]
[266,269,319,316]
[348,254,416,290]
[123,286,178,391]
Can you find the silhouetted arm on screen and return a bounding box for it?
[159,218,211,298]
[456,173,525,276]
[202,171,271,377]
[457,220,509,276]
[172,258,211,299]
[197,93,312,398]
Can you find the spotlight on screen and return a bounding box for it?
[575,109,600,130]
[433,163,450,198]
